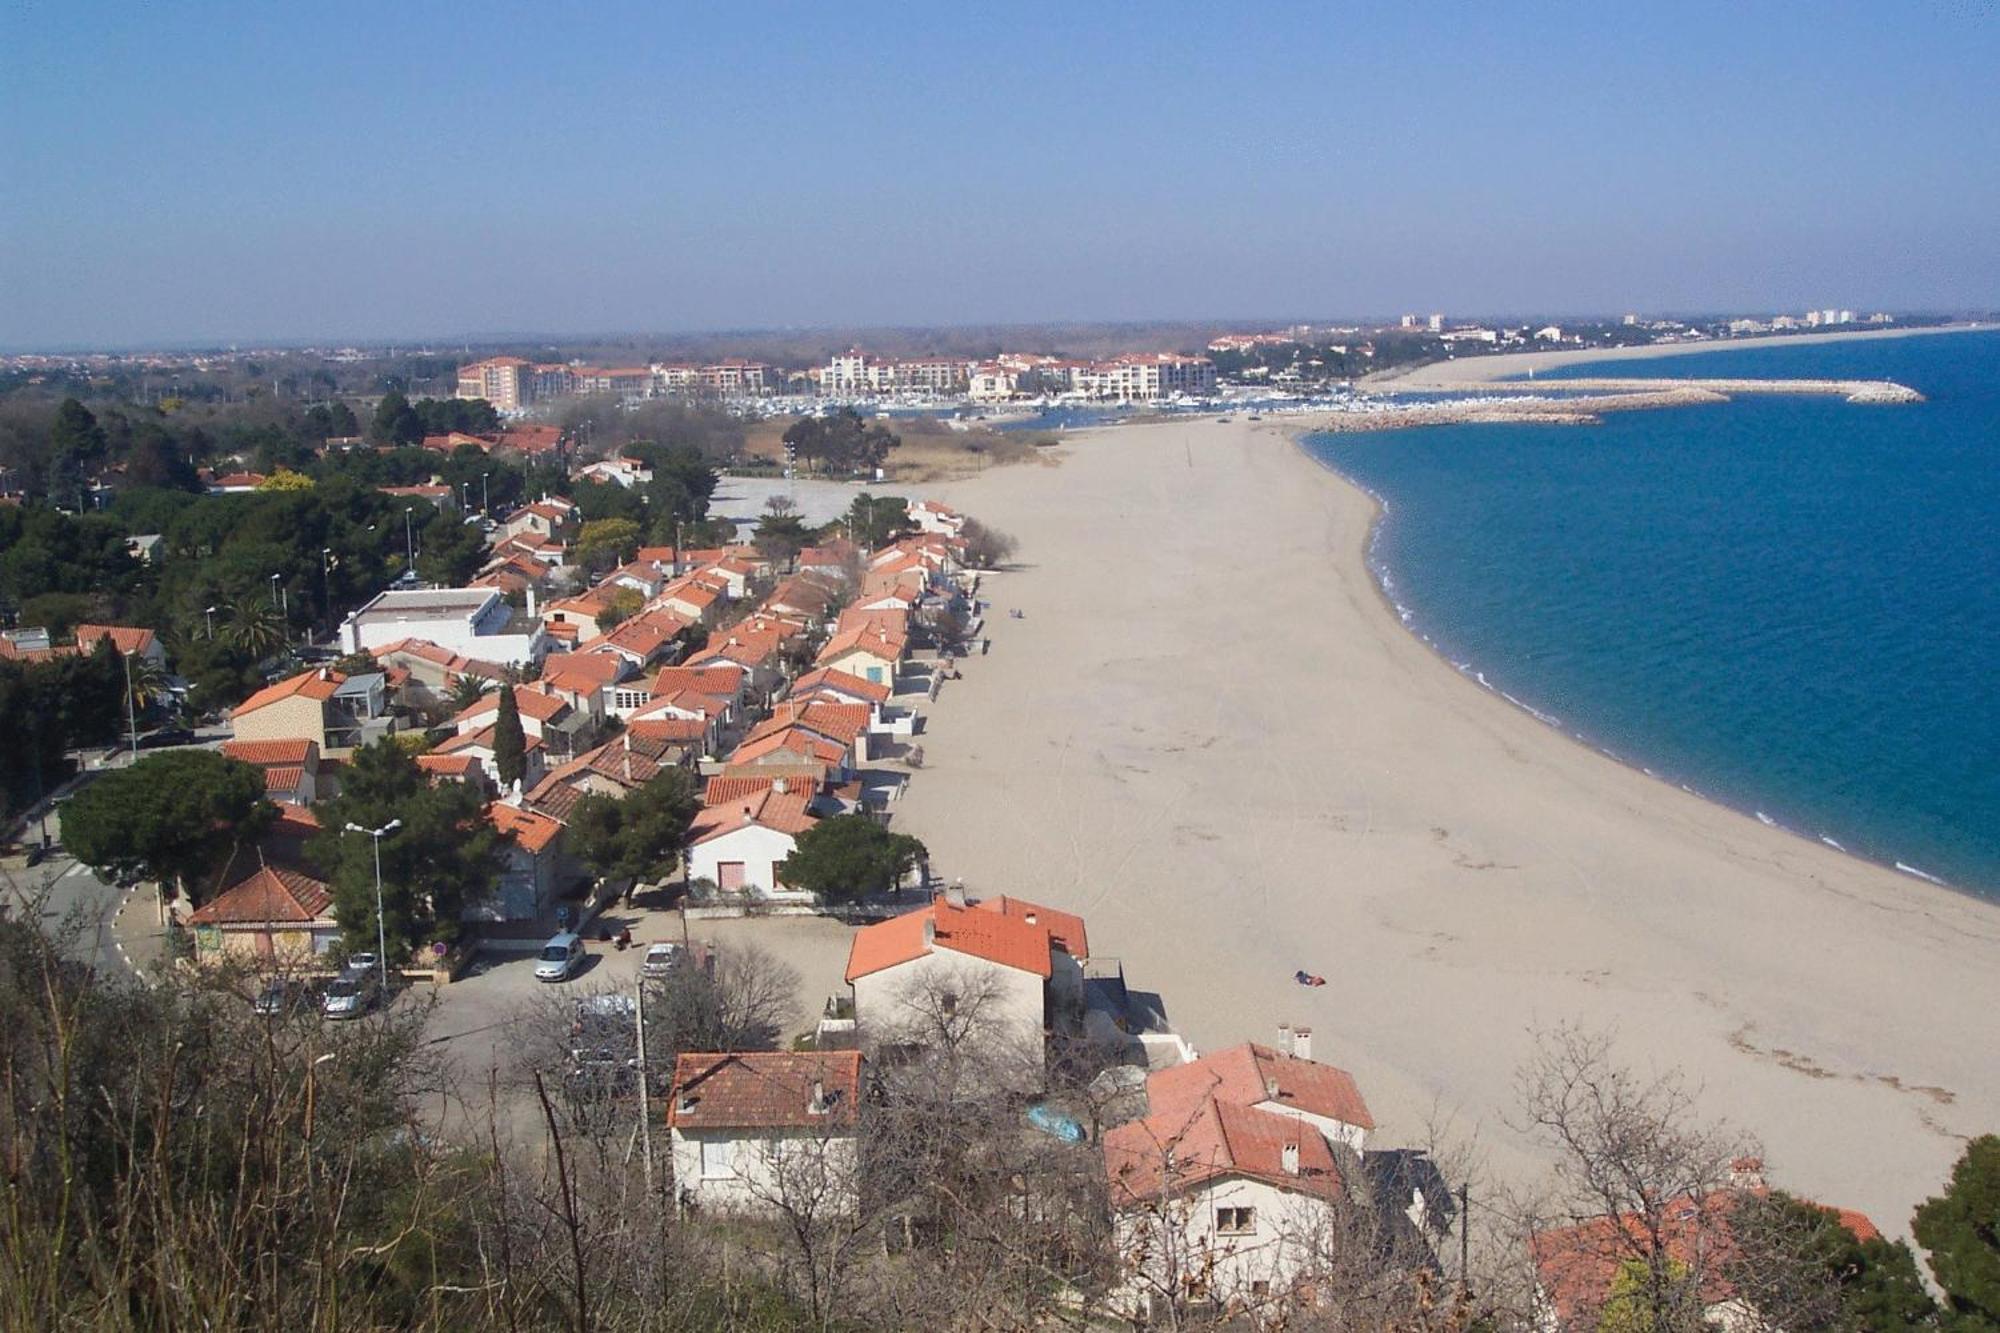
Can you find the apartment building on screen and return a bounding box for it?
[455,357,532,410]
[1068,353,1217,401]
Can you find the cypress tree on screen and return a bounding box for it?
[492,685,526,791]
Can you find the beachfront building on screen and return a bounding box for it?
[1101,1032,1378,1319]
[1529,1162,1882,1332]
[340,586,550,668]
[1067,354,1217,402]
[819,350,973,397]
[844,895,1088,1071]
[668,1051,864,1214]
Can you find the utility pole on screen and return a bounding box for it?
[1459,1181,1471,1294]
[635,978,655,1197]
[404,508,416,572]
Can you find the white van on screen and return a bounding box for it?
[535,931,585,982]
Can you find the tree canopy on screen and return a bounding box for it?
[310,739,500,957]
[564,768,701,886]
[1913,1134,2000,1329]
[781,410,900,477]
[777,814,925,904]
[60,750,273,904]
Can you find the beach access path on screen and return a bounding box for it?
[896,416,2000,1239]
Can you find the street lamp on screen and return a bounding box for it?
[320,548,334,640]
[344,819,401,994]
[481,471,490,514]
[204,605,216,639]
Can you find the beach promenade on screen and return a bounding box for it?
[895,417,2000,1238]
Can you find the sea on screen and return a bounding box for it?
[1305,329,2000,899]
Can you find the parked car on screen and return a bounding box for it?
[342,952,379,979]
[535,931,585,983]
[137,727,196,749]
[321,973,380,1020]
[640,942,683,980]
[251,976,310,1017]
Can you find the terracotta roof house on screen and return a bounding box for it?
[471,802,572,923]
[688,780,820,900]
[1101,1029,1376,1319]
[220,737,325,804]
[524,732,691,821]
[73,623,167,665]
[231,667,395,756]
[1530,1166,1881,1332]
[187,863,339,968]
[668,1051,865,1213]
[844,896,1065,1069]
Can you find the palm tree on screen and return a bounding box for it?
[450,673,494,712]
[224,600,286,659]
[125,656,171,712]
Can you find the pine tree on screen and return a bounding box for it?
[492,685,526,792]
[1914,1135,2000,1329]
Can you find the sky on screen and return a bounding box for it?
[3,1,1998,349]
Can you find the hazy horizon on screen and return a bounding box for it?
[5,2,1997,349]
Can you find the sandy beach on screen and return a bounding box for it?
[1374,322,1994,388]
[895,417,2000,1239]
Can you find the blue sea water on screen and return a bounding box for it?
[1306,330,2000,897]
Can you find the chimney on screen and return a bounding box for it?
[1023,911,1036,925]
[922,916,936,948]
[526,586,538,617]
[1730,1156,1766,1190]
[742,804,753,824]
[1264,1076,1281,1102]
[1281,1142,1300,1176]
[1292,1027,1312,1062]
[1278,1023,1293,1057]
[773,777,788,795]
[318,666,330,681]
[809,1078,827,1115]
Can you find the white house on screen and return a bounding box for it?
[843,896,1068,1071]
[668,1051,864,1215]
[341,587,549,668]
[1101,1032,1378,1319]
[687,780,819,898]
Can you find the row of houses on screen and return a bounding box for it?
[194,497,978,962]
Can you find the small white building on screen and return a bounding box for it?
[341,586,550,668]
[687,781,819,898]
[668,1051,864,1215]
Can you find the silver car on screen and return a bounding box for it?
[321,973,380,1020]
[535,932,585,983]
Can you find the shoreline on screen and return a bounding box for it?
[900,416,2000,1240]
[1305,436,1985,902]
[1368,321,1994,388]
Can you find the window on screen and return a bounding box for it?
[1215,1206,1255,1235]
[700,1138,737,1179]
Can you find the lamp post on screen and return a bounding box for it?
[344,819,401,995]
[320,548,334,642]
[403,508,416,573]
[204,605,216,640]
[481,471,490,515]
[122,649,139,761]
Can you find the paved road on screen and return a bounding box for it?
[2,851,134,978]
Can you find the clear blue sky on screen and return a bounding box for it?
[3,1,1996,348]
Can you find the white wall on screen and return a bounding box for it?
[690,823,801,897]
[670,1126,859,1214]
[852,949,1046,1070]
[1113,1173,1338,1317]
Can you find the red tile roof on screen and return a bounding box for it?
[188,864,333,926]
[1530,1189,1880,1329]
[1103,1097,1345,1208]
[691,784,818,843]
[73,624,158,657]
[651,665,747,700]
[789,666,891,704]
[487,802,564,853]
[452,684,571,727]
[1146,1043,1375,1133]
[669,1051,863,1130]
[221,738,317,767]
[844,897,1053,984]
[234,668,343,715]
[972,895,1088,960]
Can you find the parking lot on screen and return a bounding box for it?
[409,912,861,1144]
